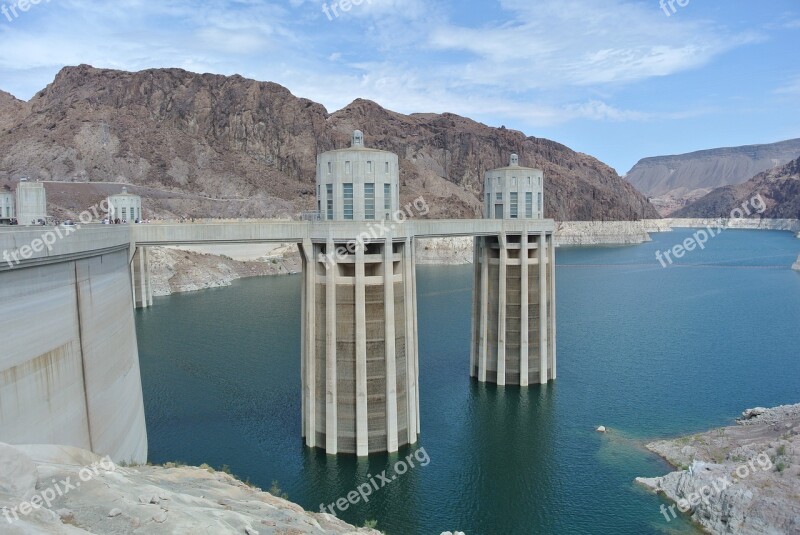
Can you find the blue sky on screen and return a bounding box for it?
[0,0,798,173]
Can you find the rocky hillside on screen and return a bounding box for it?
[636,404,800,535]
[0,90,26,132]
[0,65,656,221]
[674,156,800,218]
[626,138,800,199]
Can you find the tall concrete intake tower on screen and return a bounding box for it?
[471,154,557,386]
[300,131,419,456]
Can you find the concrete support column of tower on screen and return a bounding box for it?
[300,239,316,448]
[470,237,481,378]
[548,233,557,380]
[354,245,369,457]
[325,238,338,455]
[538,231,549,384]
[478,237,489,383]
[300,243,306,440]
[404,237,419,444]
[412,237,420,434]
[520,228,530,387]
[384,238,399,452]
[132,246,152,309]
[496,233,507,386]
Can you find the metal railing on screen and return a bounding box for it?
[301,211,322,222]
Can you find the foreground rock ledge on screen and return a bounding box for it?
[635,403,800,535]
[0,443,379,534]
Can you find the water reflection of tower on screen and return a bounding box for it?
[299,446,423,533]
[465,382,557,533]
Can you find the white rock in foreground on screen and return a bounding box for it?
[635,403,800,535]
[0,443,379,534]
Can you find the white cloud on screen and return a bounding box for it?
[774,77,800,95]
[0,0,760,133]
[428,0,757,90]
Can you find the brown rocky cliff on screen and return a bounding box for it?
[0,65,657,220]
[674,156,800,218]
[0,89,26,132]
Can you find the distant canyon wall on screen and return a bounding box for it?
[625,138,800,197]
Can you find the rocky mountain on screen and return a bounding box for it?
[0,65,656,221]
[674,156,800,218]
[626,139,800,199]
[0,90,26,132]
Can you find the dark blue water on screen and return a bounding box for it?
[136,229,800,534]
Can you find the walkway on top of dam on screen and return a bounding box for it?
[131,219,555,246]
[0,219,555,271]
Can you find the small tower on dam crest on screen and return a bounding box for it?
[107,187,143,223]
[15,178,47,226]
[301,131,419,457]
[471,154,556,386]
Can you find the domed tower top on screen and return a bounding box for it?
[316,129,400,221]
[484,154,544,220]
[352,130,365,148]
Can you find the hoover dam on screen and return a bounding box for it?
[0,139,557,462]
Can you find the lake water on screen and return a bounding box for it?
[136,229,800,534]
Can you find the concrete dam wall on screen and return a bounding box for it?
[0,227,147,464]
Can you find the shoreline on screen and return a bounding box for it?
[147,219,800,296]
[555,217,800,246]
[635,403,800,535]
[0,442,379,534]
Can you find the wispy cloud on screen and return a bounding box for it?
[428,0,758,90]
[0,0,773,134]
[774,76,800,95]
